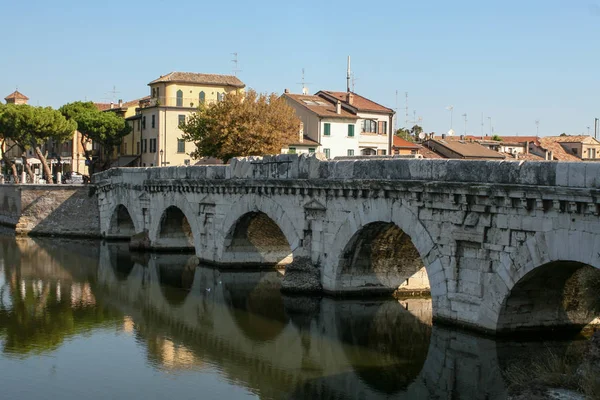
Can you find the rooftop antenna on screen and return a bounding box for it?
[395,90,399,131]
[462,113,468,135]
[481,113,484,138]
[231,52,242,76]
[297,68,312,95]
[405,92,409,128]
[587,126,591,136]
[105,85,120,103]
[535,119,540,136]
[346,56,351,92]
[351,73,358,92]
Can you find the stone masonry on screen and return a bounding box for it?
[93,154,600,333]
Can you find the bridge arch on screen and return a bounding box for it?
[149,197,201,252]
[106,204,142,238]
[218,196,302,266]
[486,229,600,332]
[323,200,446,302]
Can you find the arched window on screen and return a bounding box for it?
[199,91,205,104]
[176,90,183,107]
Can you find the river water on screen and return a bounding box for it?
[0,233,591,399]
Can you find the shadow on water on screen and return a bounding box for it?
[0,234,595,399]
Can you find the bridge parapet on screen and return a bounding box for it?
[93,154,600,189]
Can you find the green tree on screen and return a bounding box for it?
[410,125,423,138]
[395,127,414,142]
[491,134,502,141]
[180,89,299,162]
[59,101,131,175]
[0,104,76,183]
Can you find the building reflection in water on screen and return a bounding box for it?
[0,236,591,399]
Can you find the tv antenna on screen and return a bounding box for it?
[104,85,120,102]
[462,113,468,135]
[446,105,454,130]
[535,119,540,136]
[405,92,409,128]
[231,52,242,76]
[395,90,399,131]
[297,68,312,95]
[351,73,358,92]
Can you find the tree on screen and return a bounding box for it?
[491,134,502,141]
[0,104,76,184]
[410,124,423,138]
[395,127,414,142]
[180,89,299,162]
[59,102,131,175]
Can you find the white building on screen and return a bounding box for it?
[282,92,359,158]
[316,91,394,156]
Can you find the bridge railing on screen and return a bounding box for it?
[92,154,600,189]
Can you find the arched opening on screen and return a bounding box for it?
[107,205,135,238]
[176,90,183,107]
[337,222,428,295]
[199,91,205,104]
[497,261,600,333]
[334,299,431,395]
[156,206,194,251]
[224,212,292,267]
[107,242,135,281]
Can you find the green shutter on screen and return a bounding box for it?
[348,124,354,137]
[324,123,331,136]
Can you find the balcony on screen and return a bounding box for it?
[139,96,219,109]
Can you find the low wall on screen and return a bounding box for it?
[0,185,100,238]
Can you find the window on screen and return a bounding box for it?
[378,121,387,135]
[176,90,183,107]
[151,114,155,128]
[347,149,354,156]
[178,115,185,127]
[362,119,377,133]
[142,139,147,153]
[149,138,157,153]
[377,149,387,155]
[142,116,146,130]
[217,92,225,102]
[591,148,597,159]
[308,148,315,154]
[177,139,185,153]
[324,148,331,158]
[288,147,296,154]
[348,124,355,137]
[324,123,331,136]
[573,148,578,155]
[136,141,140,154]
[156,87,159,99]
[199,91,205,104]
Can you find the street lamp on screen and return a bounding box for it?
[160,149,164,166]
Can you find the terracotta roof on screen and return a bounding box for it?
[283,94,357,119]
[537,137,581,161]
[392,136,420,149]
[316,91,394,114]
[477,135,541,145]
[148,72,245,88]
[95,96,151,112]
[4,90,29,101]
[500,152,545,161]
[424,139,505,159]
[542,135,600,144]
[418,146,444,159]
[287,135,320,147]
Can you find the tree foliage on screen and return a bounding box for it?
[395,127,414,142]
[180,89,300,162]
[59,101,131,174]
[0,104,76,183]
[491,134,502,141]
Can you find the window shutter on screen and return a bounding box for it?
[348,124,354,137]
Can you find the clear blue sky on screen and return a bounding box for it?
[2,0,599,137]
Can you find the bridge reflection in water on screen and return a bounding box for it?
[0,235,590,399]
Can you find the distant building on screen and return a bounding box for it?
[131,72,245,167]
[4,90,29,105]
[536,135,600,161]
[392,136,421,156]
[422,138,506,160]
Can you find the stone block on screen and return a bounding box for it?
[567,163,586,188]
[585,163,600,188]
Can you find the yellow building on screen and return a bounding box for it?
[130,72,245,167]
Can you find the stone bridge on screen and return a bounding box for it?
[93,154,600,334]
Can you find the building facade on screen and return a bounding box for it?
[129,72,245,167]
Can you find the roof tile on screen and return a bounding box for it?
[149,72,245,88]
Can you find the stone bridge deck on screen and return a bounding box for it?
[93,155,600,333]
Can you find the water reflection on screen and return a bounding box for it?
[0,235,591,399]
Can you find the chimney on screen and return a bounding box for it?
[336,100,341,115]
[525,141,529,154]
[347,92,354,105]
[110,102,114,109]
[299,122,304,142]
[545,150,549,160]
[302,87,308,95]
[284,88,290,94]
[118,99,123,108]
[549,151,554,160]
